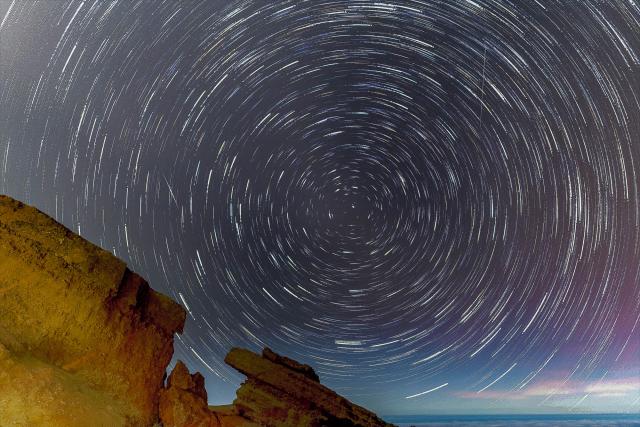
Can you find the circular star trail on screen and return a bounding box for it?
[1,0,639,412]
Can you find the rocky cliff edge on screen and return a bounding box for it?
[0,195,393,427]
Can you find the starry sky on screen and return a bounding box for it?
[1,0,639,416]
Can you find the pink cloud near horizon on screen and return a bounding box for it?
[457,377,640,400]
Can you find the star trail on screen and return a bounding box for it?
[1,0,639,415]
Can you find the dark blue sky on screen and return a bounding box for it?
[0,0,638,415]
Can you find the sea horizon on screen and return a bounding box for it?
[384,412,640,427]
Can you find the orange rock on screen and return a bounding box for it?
[0,195,186,426]
[262,348,320,382]
[225,348,395,427]
[0,195,393,427]
[159,361,220,427]
[160,363,260,427]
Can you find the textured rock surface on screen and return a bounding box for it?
[261,348,320,382]
[159,362,260,427]
[159,361,219,427]
[0,342,131,426]
[0,195,186,426]
[0,195,392,427]
[226,348,395,427]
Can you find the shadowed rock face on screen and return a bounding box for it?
[159,361,258,427]
[159,361,217,427]
[0,195,393,427]
[261,348,320,383]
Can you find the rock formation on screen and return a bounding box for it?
[0,195,186,426]
[0,195,393,427]
[158,347,395,427]
[159,361,257,427]
[224,348,395,427]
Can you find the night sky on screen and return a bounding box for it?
[1,0,639,416]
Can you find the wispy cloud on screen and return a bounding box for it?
[457,377,640,400]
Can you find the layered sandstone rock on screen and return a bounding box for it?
[0,195,186,426]
[225,348,394,427]
[160,349,394,427]
[159,362,258,427]
[159,361,218,427]
[0,195,393,427]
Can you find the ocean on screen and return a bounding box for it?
[385,414,640,426]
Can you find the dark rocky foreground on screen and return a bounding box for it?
[0,195,394,427]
